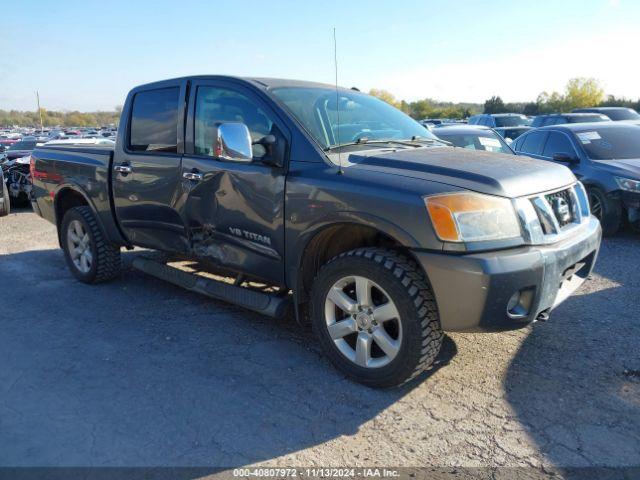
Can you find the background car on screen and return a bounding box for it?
[0,166,9,216]
[512,122,640,235]
[572,107,640,121]
[467,113,531,141]
[4,137,37,160]
[531,113,611,128]
[432,125,514,154]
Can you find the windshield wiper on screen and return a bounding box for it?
[324,136,452,151]
[326,138,428,151]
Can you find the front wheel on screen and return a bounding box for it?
[587,186,621,236]
[310,248,443,388]
[60,206,122,284]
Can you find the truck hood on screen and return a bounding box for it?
[346,147,576,198]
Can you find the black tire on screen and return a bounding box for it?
[587,186,622,236]
[60,206,121,284]
[0,182,9,216]
[310,248,443,388]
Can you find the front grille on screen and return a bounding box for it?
[515,183,590,244]
[530,187,577,235]
[545,188,575,228]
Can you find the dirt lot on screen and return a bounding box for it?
[0,207,639,473]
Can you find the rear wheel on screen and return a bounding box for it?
[60,206,121,283]
[587,186,621,236]
[310,248,443,388]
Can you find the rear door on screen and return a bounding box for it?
[112,81,188,252]
[180,79,289,285]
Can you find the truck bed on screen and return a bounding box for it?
[31,144,124,244]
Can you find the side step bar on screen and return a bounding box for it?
[132,257,290,318]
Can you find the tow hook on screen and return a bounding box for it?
[536,310,550,322]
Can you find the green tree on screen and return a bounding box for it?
[564,77,604,110]
[483,96,506,114]
[368,89,401,109]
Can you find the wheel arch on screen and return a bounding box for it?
[54,186,102,247]
[291,219,423,306]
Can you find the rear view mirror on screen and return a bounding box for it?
[553,152,578,164]
[214,123,253,162]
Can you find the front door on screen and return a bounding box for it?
[112,82,189,252]
[179,80,289,285]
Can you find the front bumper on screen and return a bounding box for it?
[413,216,602,332]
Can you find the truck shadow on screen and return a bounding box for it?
[504,233,640,469]
[4,204,32,215]
[0,248,457,468]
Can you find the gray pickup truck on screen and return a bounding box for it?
[30,76,601,387]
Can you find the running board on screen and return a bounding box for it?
[132,257,290,318]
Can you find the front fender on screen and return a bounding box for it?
[285,211,423,295]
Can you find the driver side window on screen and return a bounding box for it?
[194,86,275,159]
[542,132,577,159]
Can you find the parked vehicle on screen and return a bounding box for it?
[420,118,461,128]
[572,107,640,121]
[31,76,601,387]
[512,122,640,235]
[5,137,37,160]
[467,113,531,141]
[0,137,20,149]
[432,125,514,154]
[1,155,32,207]
[0,166,9,216]
[531,113,611,128]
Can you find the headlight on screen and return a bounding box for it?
[424,192,521,243]
[615,176,640,192]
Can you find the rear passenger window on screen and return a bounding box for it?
[542,132,576,158]
[129,87,180,153]
[519,131,548,155]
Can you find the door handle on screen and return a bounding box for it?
[114,165,132,174]
[183,171,203,181]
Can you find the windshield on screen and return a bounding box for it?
[435,131,512,154]
[271,87,437,149]
[568,115,609,123]
[576,126,640,160]
[604,109,640,121]
[494,116,529,127]
[8,140,36,150]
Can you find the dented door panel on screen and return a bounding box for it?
[179,156,286,284]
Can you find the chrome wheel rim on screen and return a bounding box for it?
[588,192,603,220]
[324,275,402,368]
[67,220,93,274]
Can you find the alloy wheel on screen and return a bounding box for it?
[67,219,93,273]
[588,191,603,220]
[324,275,402,368]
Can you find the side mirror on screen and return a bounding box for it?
[553,152,578,164]
[253,133,286,168]
[214,123,253,162]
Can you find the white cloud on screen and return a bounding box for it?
[365,28,640,103]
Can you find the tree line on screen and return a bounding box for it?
[0,107,122,128]
[3,77,639,127]
[370,77,640,119]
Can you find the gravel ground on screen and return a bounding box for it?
[0,207,639,473]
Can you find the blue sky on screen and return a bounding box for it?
[1,0,638,111]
